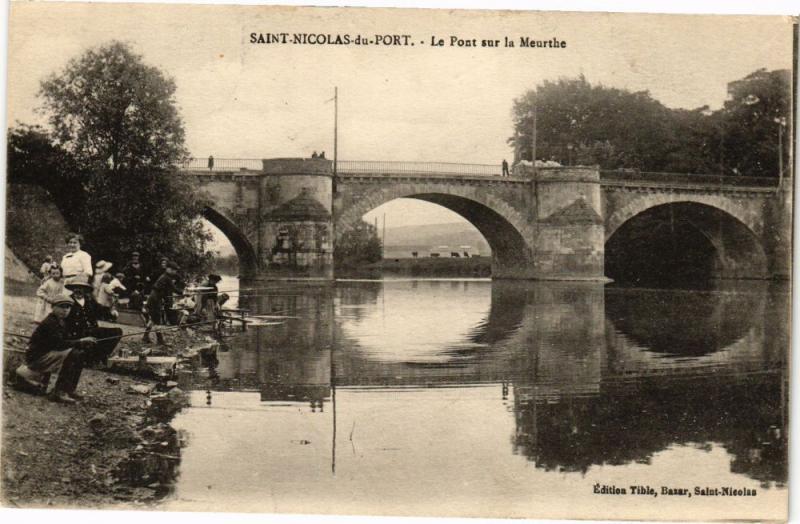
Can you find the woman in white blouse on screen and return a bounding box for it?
[60,234,93,279]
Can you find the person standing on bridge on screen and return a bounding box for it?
[502,159,509,177]
[208,155,214,171]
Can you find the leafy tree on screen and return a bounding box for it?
[718,69,791,177]
[7,124,85,213]
[335,220,383,268]
[40,41,186,171]
[509,70,791,177]
[25,41,211,272]
[510,76,677,171]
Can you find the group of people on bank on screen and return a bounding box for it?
[18,233,228,404]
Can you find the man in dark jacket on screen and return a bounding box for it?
[142,260,180,344]
[16,293,96,403]
[64,275,123,365]
[121,251,144,295]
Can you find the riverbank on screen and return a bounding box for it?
[338,255,491,278]
[2,285,212,508]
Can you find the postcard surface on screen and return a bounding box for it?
[2,2,794,522]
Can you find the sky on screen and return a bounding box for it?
[6,2,796,245]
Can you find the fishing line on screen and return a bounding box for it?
[4,318,224,343]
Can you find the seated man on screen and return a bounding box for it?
[194,274,223,322]
[16,293,97,403]
[175,291,198,328]
[64,274,123,365]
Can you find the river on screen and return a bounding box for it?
[161,278,788,520]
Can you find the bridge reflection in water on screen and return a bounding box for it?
[168,279,787,515]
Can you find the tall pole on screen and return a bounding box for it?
[331,341,336,475]
[530,100,537,166]
[333,87,338,178]
[382,213,386,259]
[778,121,783,187]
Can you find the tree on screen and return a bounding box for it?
[335,221,383,268]
[40,41,187,171]
[508,70,792,176]
[30,41,211,272]
[718,69,791,177]
[7,124,85,212]
[509,76,677,171]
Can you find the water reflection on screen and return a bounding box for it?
[512,373,786,487]
[606,286,765,356]
[179,278,788,500]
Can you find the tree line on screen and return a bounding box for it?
[509,69,791,177]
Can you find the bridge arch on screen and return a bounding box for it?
[605,192,764,241]
[605,200,768,283]
[202,206,259,278]
[335,183,534,278]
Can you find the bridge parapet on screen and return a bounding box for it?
[600,170,780,190]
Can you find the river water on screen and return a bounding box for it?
[162,278,788,520]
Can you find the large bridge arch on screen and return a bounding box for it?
[605,192,764,241]
[202,206,259,278]
[605,199,769,283]
[335,182,535,279]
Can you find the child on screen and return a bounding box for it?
[34,265,65,323]
[175,291,198,328]
[96,272,119,321]
[92,260,113,301]
[39,255,54,282]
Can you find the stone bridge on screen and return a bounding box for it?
[179,158,791,281]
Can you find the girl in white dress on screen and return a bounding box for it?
[33,265,65,323]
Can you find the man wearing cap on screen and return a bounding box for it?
[146,257,169,295]
[122,252,144,291]
[142,260,180,345]
[16,293,97,403]
[64,274,123,365]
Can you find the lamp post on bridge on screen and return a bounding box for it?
[528,100,537,167]
[774,116,787,189]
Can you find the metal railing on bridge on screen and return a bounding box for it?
[177,158,781,187]
[179,158,263,171]
[599,170,780,188]
[336,160,502,176]
[178,158,503,175]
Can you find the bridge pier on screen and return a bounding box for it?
[523,166,606,281]
[256,158,334,280]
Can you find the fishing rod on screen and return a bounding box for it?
[4,318,225,344]
[168,283,350,298]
